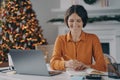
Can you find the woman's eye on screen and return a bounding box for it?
[68,20,74,22]
[77,19,82,22]
[68,19,82,23]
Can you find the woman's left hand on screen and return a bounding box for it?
[74,61,90,71]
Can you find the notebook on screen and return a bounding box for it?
[66,68,106,76]
[9,49,62,76]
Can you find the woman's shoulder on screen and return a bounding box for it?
[84,32,99,39]
[56,34,67,40]
[57,34,66,38]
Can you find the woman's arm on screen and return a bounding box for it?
[50,36,65,70]
[90,35,107,72]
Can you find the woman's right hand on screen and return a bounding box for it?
[65,59,89,71]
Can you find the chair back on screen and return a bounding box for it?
[35,44,54,63]
[104,54,120,78]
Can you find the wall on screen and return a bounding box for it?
[31,0,60,44]
[31,0,120,44]
[30,0,120,61]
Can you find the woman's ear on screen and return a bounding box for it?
[64,20,69,28]
[64,17,67,25]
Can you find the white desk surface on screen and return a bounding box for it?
[0,71,119,80]
[0,67,119,80]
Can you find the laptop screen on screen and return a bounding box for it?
[9,49,51,76]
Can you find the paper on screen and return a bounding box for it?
[66,70,87,76]
[70,76,84,80]
[66,68,105,76]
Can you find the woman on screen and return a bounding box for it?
[50,5,106,72]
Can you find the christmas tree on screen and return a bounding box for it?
[0,0,47,63]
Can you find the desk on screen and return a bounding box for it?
[1,72,69,80]
[0,71,119,80]
[0,66,119,80]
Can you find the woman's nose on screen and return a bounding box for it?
[73,21,78,27]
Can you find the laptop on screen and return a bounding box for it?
[9,49,62,76]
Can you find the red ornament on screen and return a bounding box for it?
[20,8,23,13]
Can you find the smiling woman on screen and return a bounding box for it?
[50,5,106,72]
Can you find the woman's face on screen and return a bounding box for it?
[68,13,83,33]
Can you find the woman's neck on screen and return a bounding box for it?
[71,31,82,42]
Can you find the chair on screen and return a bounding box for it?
[35,44,54,63]
[104,54,116,71]
[104,54,120,78]
[104,54,116,65]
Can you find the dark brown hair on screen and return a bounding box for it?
[64,5,88,28]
